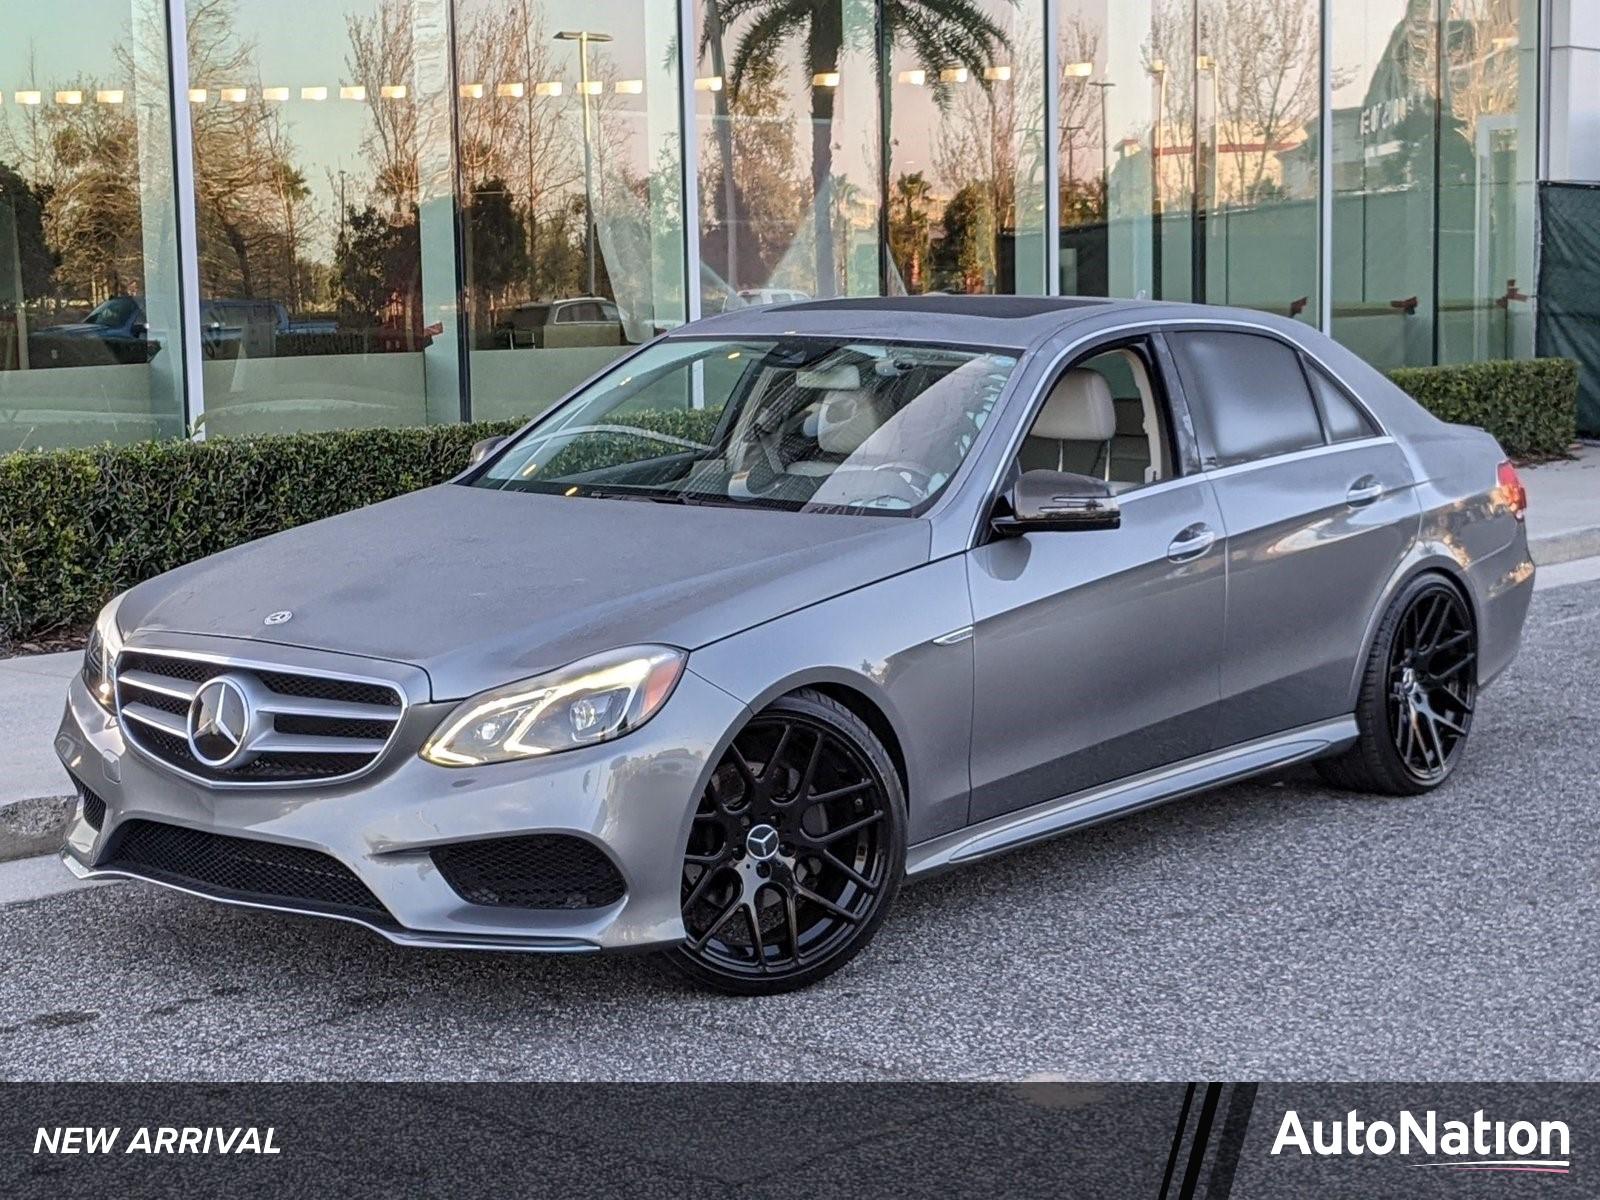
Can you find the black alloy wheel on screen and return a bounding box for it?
[1318,574,1478,795]
[667,689,905,994]
[1385,583,1476,783]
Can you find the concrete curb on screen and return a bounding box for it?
[1531,527,1600,568]
[0,794,74,865]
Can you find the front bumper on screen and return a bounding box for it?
[55,643,748,954]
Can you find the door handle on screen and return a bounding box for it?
[1346,476,1384,507]
[1166,524,1217,563]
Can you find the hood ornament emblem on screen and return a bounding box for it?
[263,610,294,626]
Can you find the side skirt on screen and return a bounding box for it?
[904,716,1357,879]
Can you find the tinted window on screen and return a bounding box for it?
[1306,363,1379,442]
[1171,332,1324,467]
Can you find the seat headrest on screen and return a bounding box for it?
[815,391,890,454]
[1032,369,1116,442]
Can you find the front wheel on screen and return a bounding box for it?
[1317,574,1478,795]
[665,689,906,995]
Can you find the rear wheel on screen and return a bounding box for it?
[1317,574,1477,795]
[665,689,906,995]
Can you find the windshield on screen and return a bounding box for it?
[470,337,1017,515]
[86,297,140,328]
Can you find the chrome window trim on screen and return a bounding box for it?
[111,646,409,791]
[964,315,1393,550]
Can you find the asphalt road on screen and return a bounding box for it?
[3,580,1596,1083]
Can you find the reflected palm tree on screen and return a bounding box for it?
[713,0,1010,295]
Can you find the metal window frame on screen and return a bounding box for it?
[678,0,703,323]
[164,0,206,437]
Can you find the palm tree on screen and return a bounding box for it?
[710,0,1011,296]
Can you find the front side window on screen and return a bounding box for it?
[1170,331,1325,467]
[472,337,1018,516]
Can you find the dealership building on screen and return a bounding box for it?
[0,0,1595,450]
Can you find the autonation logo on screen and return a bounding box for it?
[1272,1108,1571,1174]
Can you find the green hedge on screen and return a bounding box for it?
[1389,358,1579,459]
[0,359,1579,642]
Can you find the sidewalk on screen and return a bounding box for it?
[0,651,78,861]
[1522,441,1600,565]
[0,446,1595,862]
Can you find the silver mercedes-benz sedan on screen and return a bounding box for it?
[55,296,1534,993]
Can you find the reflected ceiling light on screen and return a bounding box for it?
[939,67,968,83]
[812,71,841,88]
[301,85,328,100]
[614,79,643,95]
[1065,61,1094,78]
[1196,54,1214,70]
[340,85,367,100]
[1148,58,1166,74]
[220,87,248,102]
[15,90,42,105]
[379,84,407,99]
[262,86,289,101]
[694,75,723,92]
[56,90,84,105]
[897,69,926,85]
[497,81,526,98]
[534,81,562,97]
[1491,34,1518,49]
[577,80,602,96]
[459,82,485,98]
[186,88,206,103]
[983,65,1012,82]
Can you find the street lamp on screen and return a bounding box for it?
[1088,79,1116,195]
[555,29,613,297]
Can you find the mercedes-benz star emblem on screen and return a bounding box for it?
[187,676,252,768]
[746,823,780,861]
[263,610,293,626]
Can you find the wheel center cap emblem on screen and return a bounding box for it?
[746,824,780,861]
[187,676,253,768]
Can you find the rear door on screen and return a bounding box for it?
[1167,328,1420,747]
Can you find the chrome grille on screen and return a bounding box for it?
[114,649,405,787]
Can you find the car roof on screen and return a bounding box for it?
[680,294,1140,350]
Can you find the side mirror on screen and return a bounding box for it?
[991,469,1121,536]
[469,436,507,466]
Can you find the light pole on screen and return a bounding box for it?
[1089,79,1116,199]
[555,29,613,298]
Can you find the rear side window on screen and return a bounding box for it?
[1170,331,1324,467]
[1306,362,1379,442]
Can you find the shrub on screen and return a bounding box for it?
[1389,358,1579,460]
[0,408,718,642]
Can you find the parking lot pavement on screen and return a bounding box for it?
[2,579,1597,1083]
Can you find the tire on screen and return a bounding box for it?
[664,688,907,995]
[1316,573,1478,796]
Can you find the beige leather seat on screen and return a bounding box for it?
[1019,368,1117,479]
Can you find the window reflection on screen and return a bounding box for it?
[885,1,1047,296]
[1332,0,1440,368]
[457,0,685,422]
[186,0,440,436]
[0,0,185,450]
[695,1,880,311]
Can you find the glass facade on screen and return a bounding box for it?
[0,0,1541,450]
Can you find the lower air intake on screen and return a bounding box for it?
[102,819,390,920]
[431,835,626,910]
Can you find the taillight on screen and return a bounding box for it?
[1496,460,1527,521]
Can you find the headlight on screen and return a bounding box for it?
[420,645,686,767]
[82,596,126,712]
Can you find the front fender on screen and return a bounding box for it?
[687,556,975,843]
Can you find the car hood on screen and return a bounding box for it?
[119,484,932,699]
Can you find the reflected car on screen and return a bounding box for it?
[56,296,1534,994]
[29,296,158,367]
[494,297,625,349]
[722,287,811,312]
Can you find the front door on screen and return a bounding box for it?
[965,341,1227,825]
